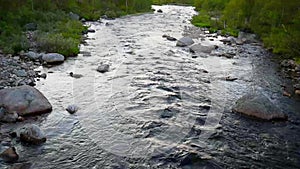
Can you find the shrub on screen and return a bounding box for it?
[35,32,79,57]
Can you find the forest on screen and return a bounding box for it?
[0,0,299,61]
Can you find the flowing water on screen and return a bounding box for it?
[1,5,300,169]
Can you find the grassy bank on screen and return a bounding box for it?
[0,0,152,57]
[190,0,300,60]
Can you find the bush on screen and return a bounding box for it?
[35,33,79,57]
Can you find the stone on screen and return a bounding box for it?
[0,85,52,116]
[97,64,110,73]
[39,73,47,79]
[176,37,194,47]
[0,147,19,163]
[189,44,217,54]
[25,51,40,60]
[166,36,177,41]
[18,124,46,144]
[225,76,238,81]
[87,29,96,33]
[66,105,79,114]
[295,90,300,95]
[14,70,27,77]
[0,107,18,123]
[157,9,163,13]
[232,93,287,121]
[281,59,296,69]
[42,53,65,64]
[69,12,80,20]
[220,37,236,44]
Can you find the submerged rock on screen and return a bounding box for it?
[157,9,163,13]
[18,124,46,144]
[0,147,19,163]
[0,85,52,116]
[176,37,194,47]
[232,93,287,121]
[42,53,65,64]
[66,105,79,114]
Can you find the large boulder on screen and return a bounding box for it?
[189,44,217,54]
[24,51,40,60]
[0,85,52,116]
[176,37,194,47]
[18,124,46,144]
[232,93,287,121]
[42,53,65,64]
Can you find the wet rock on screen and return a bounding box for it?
[166,36,177,41]
[69,12,80,20]
[42,53,65,64]
[69,72,83,79]
[157,9,163,13]
[176,37,194,47]
[0,147,19,163]
[18,124,46,144]
[87,29,96,33]
[295,90,300,95]
[293,84,300,90]
[0,107,18,123]
[66,105,79,114]
[232,93,287,121]
[225,76,238,81]
[283,91,291,97]
[220,37,236,45]
[97,63,110,73]
[179,151,213,166]
[24,23,37,31]
[0,85,52,116]
[11,162,33,169]
[189,44,217,54]
[281,59,296,69]
[39,73,47,79]
[24,51,40,60]
[14,70,27,77]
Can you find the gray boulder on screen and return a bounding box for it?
[176,37,194,47]
[25,51,40,60]
[0,85,52,116]
[42,53,65,64]
[18,124,46,144]
[0,107,18,123]
[189,44,217,54]
[11,162,33,169]
[232,93,287,121]
[220,37,236,44]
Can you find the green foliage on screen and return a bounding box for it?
[153,0,194,5]
[0,0,152,56]
[35,32,79,56]
[191,0,300,58]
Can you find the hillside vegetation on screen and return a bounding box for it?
[191,0,300,59]
[0,0,152,56]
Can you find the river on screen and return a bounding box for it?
[1,5,300,169]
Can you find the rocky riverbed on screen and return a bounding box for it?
[1,5,300,169]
